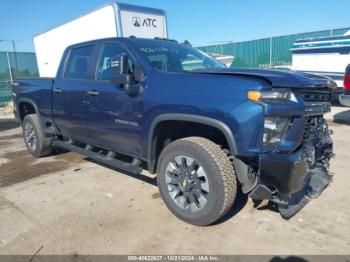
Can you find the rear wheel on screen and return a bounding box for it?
[157,137,237,226]
[22,114,52,157]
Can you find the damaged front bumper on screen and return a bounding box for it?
[250,117,334,219]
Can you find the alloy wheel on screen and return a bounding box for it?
[24,121,37,152]
[165,155,209,212]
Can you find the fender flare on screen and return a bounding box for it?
[147,113,238,173]
[17,98,46,128]
[17,98,40,120]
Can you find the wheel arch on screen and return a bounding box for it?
[18,98,40,121]
[147,114,238,173]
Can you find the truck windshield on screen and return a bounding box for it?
[134,40,226,72]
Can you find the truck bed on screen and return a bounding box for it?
[12,77,54,124]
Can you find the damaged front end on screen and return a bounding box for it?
[249,89,334,219]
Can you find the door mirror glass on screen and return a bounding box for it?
[110,54,130,75]
[110,55,131,86]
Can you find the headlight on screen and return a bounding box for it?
[248,90,297,102]
[263,117,291,146]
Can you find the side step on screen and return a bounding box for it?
[53,140,143,175]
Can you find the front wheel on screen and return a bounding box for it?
[157,137,237,226]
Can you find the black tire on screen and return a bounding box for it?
[22,114,52,157]
[157,137,237,226]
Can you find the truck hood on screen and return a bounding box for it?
[192,68,332,89]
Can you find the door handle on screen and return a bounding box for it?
[87,90,100,96]
[53,88,62,93]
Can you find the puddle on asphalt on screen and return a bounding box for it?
[0,121,20,132]
[0,150,84,187]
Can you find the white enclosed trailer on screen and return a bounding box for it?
[34,3,168,77]
[291,34,350,88]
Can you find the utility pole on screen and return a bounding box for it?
[12,40,19,71]
[0,39,21,82]
[6,52,13,83]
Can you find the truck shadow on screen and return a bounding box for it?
[214,193,281,225]
[254,199,280,213]
[213,186,249,225]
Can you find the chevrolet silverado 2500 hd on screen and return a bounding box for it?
[12,37,334,225]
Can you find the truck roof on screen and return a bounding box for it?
[66,36,179,49]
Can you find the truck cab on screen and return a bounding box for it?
[13,37,334,225]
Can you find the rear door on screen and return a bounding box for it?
[86,42,144,156]
[52,45,96,141]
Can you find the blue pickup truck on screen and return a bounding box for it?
[12,37,334,225]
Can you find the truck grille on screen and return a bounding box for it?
[295,89,332,115]
[304,102,331,115]
[303,116,321,142]
[295,90,331,102]
[300,92,330,102]
[303,116,330,142]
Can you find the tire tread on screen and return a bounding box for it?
[157,136,237,225]
[183,137,237,219]
[23,114,52,157]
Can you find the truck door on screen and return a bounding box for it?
[86,43,144,156]
[52,45,95,141]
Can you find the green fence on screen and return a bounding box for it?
[197,27,350,68]
[0,51,39,107]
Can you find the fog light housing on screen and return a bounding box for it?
[263,117,291,146]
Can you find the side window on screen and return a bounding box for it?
[64,45,94,80]
[96,43,135,80]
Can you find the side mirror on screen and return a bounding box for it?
[111,54,129,75]
[110,54,143,97]
[110,54,130,86]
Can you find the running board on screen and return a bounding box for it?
[52,140,143,175]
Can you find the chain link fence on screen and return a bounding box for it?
[1,27,349,106]
[197,27,350,68]
[0,51,39,107]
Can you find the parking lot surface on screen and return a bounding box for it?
[0,108,349,255]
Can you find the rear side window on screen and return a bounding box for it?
[65,46,94,79]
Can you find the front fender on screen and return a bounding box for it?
[146,113,238,173]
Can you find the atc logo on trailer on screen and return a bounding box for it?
[132,17,141,27]
[121,10,165,38]
[132,17,157,28]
